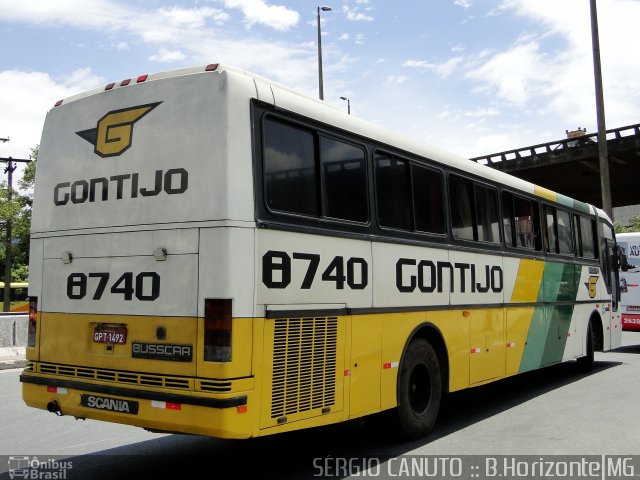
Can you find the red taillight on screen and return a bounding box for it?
[136,74,148,83]
[27,297,37,347]
[54,99,63,107]
[105,82,115,90]
[204,299,232,362]
[120,78,131,86]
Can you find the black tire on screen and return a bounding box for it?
[396,338,442,440]
[577,322,595,372]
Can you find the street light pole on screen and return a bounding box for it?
[340,96,351,114]
[317,5,332,100]
[1,151,32,312]
[589,0,611,217]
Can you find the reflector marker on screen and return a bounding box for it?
[383,362,399,369]
[470,347,482,354]
[120,79,131,86]
[151,400,181,410]
[205,63,219,71]
[136,74,148,83]
[46,386,68,394]
[54,100,63,107]
[506,342,516,349]
[344,369,351,376]
[237,405,247,414]
[105,83,115,90]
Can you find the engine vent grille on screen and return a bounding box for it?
[270,317,337,419]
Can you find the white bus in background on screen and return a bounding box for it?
[617,232,640,331]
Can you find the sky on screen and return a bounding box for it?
[1,0,639,177]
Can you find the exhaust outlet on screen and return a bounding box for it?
[47,400,62,416]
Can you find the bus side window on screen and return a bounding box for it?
[263,117,318,216]
[412,165,446,235]
[544,206,557,253]
[449,175,474,241]
[574,214,597,259]
[502,192,539,250]
[375,154,412,230]
[320,136,368,223]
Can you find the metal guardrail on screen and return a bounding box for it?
[470,123,640,166]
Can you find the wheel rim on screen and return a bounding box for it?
[408,363,431,416]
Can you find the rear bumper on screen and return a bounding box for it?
[621,314,640,331]
[21,371,255,439]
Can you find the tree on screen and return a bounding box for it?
[614,216,640,234]
[0,145,37,282]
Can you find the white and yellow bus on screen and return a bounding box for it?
[616,232,640,331]
[22,64,622,440]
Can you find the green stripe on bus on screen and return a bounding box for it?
[519,262,577,372]
[555,193,591,214]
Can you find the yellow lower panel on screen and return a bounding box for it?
[22,381,254,439]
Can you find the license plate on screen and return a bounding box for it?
[93,325,127,344]
[81,394,139,414]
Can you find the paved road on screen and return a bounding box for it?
[1,333,639,480]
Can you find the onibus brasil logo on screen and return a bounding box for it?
[76,102,161,157]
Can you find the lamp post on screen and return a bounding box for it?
[340,96,351,114]
[589,0,611,217]
[317,5,332,100]
[1,139,32,312]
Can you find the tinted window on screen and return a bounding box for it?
[544,206,558,253]
[263,117,318,216]
[575,215,596,258]
[449,176,474,241]
[375,154,411,230]
[476,185,500,244]
[412,166,445,234]
[503,192,537,249]
[321,137,368,222]
[544,205,573,255]
[557,209,573,254]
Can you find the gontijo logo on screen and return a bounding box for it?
[76,102,162,157]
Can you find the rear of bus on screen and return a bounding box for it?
[617,232,640,331]
[21,65,260,438]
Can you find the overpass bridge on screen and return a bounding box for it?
[470,123,640,210]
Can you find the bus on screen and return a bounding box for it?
[21,64,622,440]
[0,282,29,312]
[616,232,640,331]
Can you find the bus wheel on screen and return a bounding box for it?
[396,338,442,440]
[577,322,595,373]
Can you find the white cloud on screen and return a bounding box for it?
[454,0,473,9]
[403,57,463,78]
[0,69,105,158]
[222,0,298,31]
[464,107,500,117]
[385,76,407,85]
[149,48,187,63]
[113,42,129,51]
[157,6,229,28]
[354,34,365,45]
[339,33,350,41]
[465,41,545,106]
[342,5,373,22]
[467,0,640,129]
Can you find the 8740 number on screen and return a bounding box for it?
[67,272,160,301]
[262,251,368,290]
